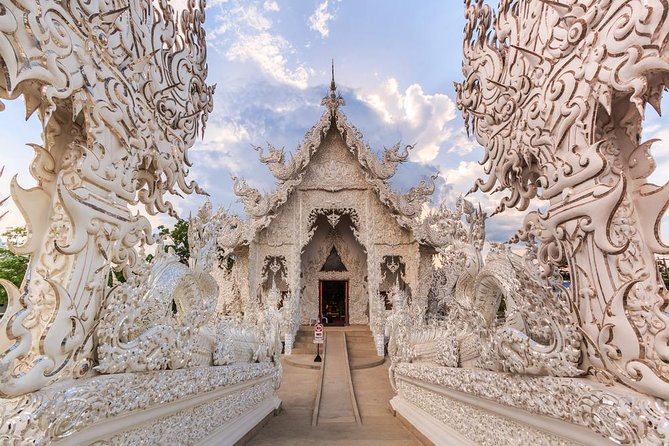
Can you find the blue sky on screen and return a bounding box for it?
[1,0,668,243]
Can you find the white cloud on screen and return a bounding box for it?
[308,1,334,38]
[226,33,309,89]
[263,0,280,12]
[436,161,541,241]
[358,78,457,164]
[210,3,271,36]
[438,161,485,207]
[448,128,478,156]
[210,1,311,89]
[191,120,252,173]
[242,5,272,31]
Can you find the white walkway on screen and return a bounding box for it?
[246,328,422,445]
[314,331,361,425]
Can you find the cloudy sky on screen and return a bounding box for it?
[1,0,668,243]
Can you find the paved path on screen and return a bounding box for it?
[247,332,422,445]
[315,331,360,425]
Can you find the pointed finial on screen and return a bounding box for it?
[321,59,344,110]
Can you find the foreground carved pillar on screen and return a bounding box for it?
[457,0,669,398]
[0,0,213,396]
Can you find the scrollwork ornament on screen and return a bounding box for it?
[457,0,669,398]
[0,0,214,396]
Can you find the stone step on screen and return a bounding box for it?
[342,328,384,371]
[291,346,317,355]
[299,325,370,332]
[349,350,378,357]
[346,336,374,342]
[348,347,376,356]
[295,336,316,342]
[350,356,386,370]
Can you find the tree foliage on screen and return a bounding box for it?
[156,219,190,265]
[0,227,28,306]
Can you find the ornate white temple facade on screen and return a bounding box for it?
[215,76,438,353]
[1,0,669,444]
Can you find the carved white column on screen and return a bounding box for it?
[458,0,669,399]
[0,0,213,396]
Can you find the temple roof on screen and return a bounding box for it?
[231,70,437,234]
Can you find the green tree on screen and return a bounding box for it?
[0,227,29,306]
[156,219,190,265]
[3,226,27,246]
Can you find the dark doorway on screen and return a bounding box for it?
[319,280,348,326]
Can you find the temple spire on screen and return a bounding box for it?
[330,59,336,95]
[321,59,344,111]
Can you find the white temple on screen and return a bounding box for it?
[0,0,668,444]
[215,70,439,354]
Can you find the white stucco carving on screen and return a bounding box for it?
[3,0,668,444]
[457,0,669,400]
[96,203,222,373]
[387,1,669,444]
[0,1,284,444]
[0,0,214,396]
[214,74,439,348]
[0,363,279,444]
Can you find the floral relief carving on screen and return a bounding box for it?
[396,379,577,445]
[302,160,367,191]
[395,363,669,445]
[0,363,277,444]
[100,379,276,445]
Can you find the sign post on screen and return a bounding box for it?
[313,323,324,362]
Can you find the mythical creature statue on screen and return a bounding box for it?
[0,0,214,396]
[388,198,582,379]
[96,202,223,373]
[97,202,285,373]
[215,281,285,365]
[457,0,669,398]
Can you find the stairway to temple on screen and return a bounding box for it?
[291,326,318,355]
[345,326,385,370]
[246,327,422,445]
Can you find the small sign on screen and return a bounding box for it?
[313,323,324,344]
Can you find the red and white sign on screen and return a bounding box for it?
[313,323,324,344]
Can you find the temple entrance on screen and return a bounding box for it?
[319,280,348,326]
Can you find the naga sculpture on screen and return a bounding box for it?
[387,198,582,379]
[215,282,284,365]
[457,0,669,399]
[0,0,214,396]
[96,201,285,373]
[96,202,222,373]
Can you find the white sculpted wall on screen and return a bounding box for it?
[0,0,282,443]
[457,0,669,400]
[389,1,669,445]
